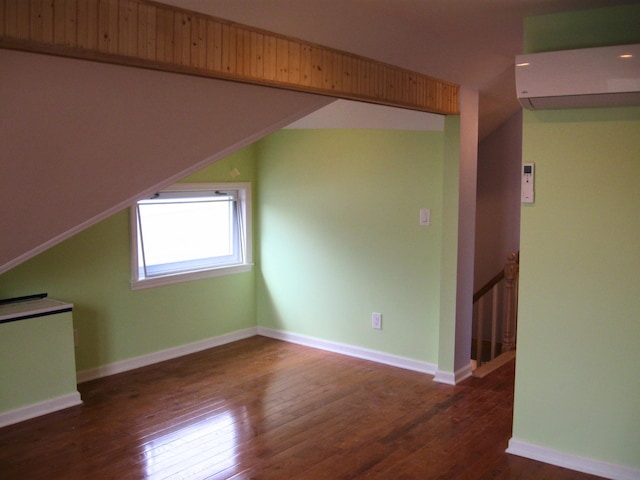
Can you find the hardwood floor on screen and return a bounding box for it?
[0,336,603,479]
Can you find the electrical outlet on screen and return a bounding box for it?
[372,312,382,330]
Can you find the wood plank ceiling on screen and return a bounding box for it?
[0,0,459,115]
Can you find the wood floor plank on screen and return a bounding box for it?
[0,336,605,479]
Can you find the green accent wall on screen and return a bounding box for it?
[513,4,640,470]
[1,311,77,412]
[437,115,461,372]
[0,147,258,373]
[256,129,445,363]
[524,4,640,53]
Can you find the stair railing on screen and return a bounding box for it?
[472,251,519,367]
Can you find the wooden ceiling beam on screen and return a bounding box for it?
[0,0,459,115]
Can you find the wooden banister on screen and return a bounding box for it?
[473,269,505,303]
[501,251,519,353]
[472,251,519,369]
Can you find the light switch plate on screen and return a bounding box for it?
[420,208,431,226]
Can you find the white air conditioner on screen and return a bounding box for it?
[515,44,640,110]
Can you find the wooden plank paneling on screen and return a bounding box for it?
[137,2,155,61]
[0,0,5,38]
[241,28,251,76]
[0,0,459,114]
[264,34,276,81]
[310,46,322,89]
[77,0,96,50]
[17,0,30,39]
[322,49,332,90]
[192,15,205,69]
[287,38,299,84]
[235,26,245,76]
[118,0,135,57]
[4,0,17,38]
[212,19,221,72]
[276,37,288,83]
[249,30,262,79]
[226,24,236,74]
[300,43,311,86]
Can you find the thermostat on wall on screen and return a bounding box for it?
[522,163,535,204]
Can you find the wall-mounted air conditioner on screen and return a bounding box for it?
[515,44,640,110]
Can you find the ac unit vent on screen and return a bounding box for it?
[515,44,640,110]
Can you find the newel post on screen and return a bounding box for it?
[502,252,519,352]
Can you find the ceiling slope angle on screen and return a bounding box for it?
[0,49,334,274]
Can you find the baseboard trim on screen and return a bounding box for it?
[77,327,258,383]
[257,326,437,375]
[507,438,640,480]
[77,325,444,385]
[433,362,473,385]
[0,392,82,428]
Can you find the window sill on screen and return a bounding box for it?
[131,263,253,291]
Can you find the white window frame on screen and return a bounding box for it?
[130,182,252,290]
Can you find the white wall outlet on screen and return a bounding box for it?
[372,312,382,330]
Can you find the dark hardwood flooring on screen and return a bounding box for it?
[0,336,603,479]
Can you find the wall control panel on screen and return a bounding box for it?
[522,163,535,204]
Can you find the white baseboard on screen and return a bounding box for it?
[433,362,473,385]
[77,327,258,383]
[0,392,82,428]
[507,438,640,480]
[257,326,437,375]
[76,324,442,386]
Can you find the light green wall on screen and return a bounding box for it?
[1,311,77,412]
[514,107,640,467]
[0,147,258,373]
[437,115,461,372]
[513,4,640,470]
[524,4,640,53]
[1,125,451,385]
[255,129,444,363]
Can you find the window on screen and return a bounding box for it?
[131,183,252,290]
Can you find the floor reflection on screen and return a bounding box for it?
[143,409,244,479]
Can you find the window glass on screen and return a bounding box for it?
[131,183,252,289]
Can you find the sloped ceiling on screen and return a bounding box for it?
[0,49,333,273]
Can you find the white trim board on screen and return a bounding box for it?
[257,327,437,375]
[77,327,258,383]
[507,438,640,480]
[433,362,474,385]
[0,392,82,428]
[78,325,436,384]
